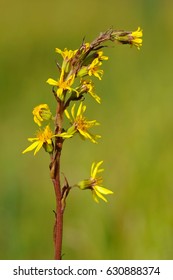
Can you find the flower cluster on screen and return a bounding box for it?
[22,27,143,203]
[46,46,107,102]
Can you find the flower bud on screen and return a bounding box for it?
[43,141,54,154]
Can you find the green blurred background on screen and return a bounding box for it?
[1,0,173,259]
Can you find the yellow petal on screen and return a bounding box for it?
[95,185,113,195]
[91,162,96,177]
[34,141,43,155]
[33,116,42,127]
[71,104,76,120]
[64,109,71,121]
[92,161,103,178]
[77,102,83,117]
[46,78,58,86]
[94,189,108,202]
[55,48,62,54]
[22,141,40,154]
[92,191,99,203]
[27,137,39,142]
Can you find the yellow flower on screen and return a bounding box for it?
[58,102,101,143]
[81,42,90,53]
[88,58,103,80]
[77,161,113,203]
[97,51,109,61]
[55,47,77,60]
[32,104,52,127]
[79,80,101,104]
[113,27,143,50]
[22,125,55,155]
[131,27,143,49]
[90,161,113,203]
[46,69,75,100]
[55,48,78,73]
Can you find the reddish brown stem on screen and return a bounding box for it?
[50,100,64,260]
[52,178,63,260]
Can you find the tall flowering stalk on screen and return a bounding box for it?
[22,27,143,259]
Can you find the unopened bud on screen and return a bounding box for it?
[43,141,54,154]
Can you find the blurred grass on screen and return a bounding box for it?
[1,0,173,259]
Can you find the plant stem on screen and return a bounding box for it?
[52,178,63,260]
[50,99,64,260]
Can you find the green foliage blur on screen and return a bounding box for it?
[1,0,173,259]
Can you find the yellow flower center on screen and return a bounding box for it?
[75,116,88,131]
[90,176,103,187]
[37,126,53,143]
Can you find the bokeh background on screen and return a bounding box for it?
[1,0,173,259]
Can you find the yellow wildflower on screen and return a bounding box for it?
[46,69,75,99]
[97,51,109,61]
[32,104,52,127]
[55,48,78,73]
[55,47,77,60]
[113,27,143,50]
[130,27,143,49]
[22,125,55,155]
[58,102,101,143]
[80,80,101,104]
[77,161,113,203]
[88,58,103,80]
